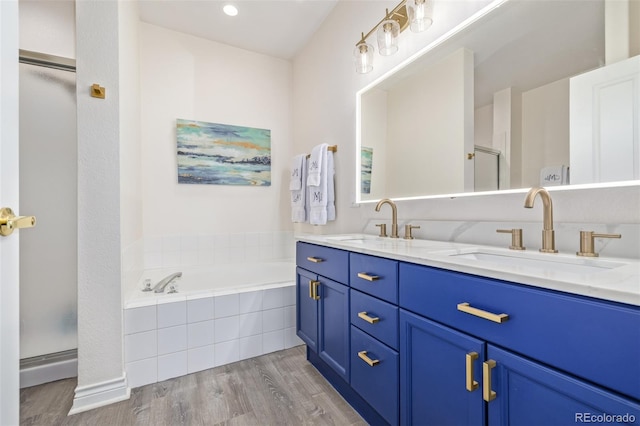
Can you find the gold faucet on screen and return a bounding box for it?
[375,198,399,238]
[523,187,558,253]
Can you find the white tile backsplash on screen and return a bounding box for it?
[239,290,263,314]
[239,312,262,337]
[125,330,157,363]
[158,325,187,355]
[124,305,156,335]
[188,320,215,349]
[263,330,284,353]
[215,340,240,366]
[215,294,239,318]
[157,301,186,328]
[126,357,157,388]
[158,351,187,382]
[187,297,214,323]
[215,316,240,343]
[263,308,285,333]
[188,345,215,374]
[240,335,263,360]
[263,287,284,310]
[143,231,295,269]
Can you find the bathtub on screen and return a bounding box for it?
[123,260,302,388]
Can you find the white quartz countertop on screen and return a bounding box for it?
[296,234,640,306]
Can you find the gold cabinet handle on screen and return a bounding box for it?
[483,359,497,402]
[457,303,509,324]
[357,272,379,281]
[0,207,36,237]
[357,350,380,367]
[466,352,479,392]
[309,280,320,301]
[358,311,380,324]
[307,256,324,263]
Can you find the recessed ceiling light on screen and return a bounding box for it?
[223,4,238,17]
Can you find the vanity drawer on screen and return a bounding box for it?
[351,289,399,350]
[296,242,349,283]
[399,262,640,400]
[351,325,399,425]
[350,253,398,303]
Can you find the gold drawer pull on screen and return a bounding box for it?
[307,256,324,263]
[309,280,320,301]
[358,350,380,367]
[465,352,479,392]
[483,359,497,402]
[358,311,380,324]
[357,272,380,281]
[457,303,509,324]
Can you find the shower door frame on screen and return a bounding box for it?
[18,50,78,387]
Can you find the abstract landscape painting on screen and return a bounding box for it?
[177,119,271,186]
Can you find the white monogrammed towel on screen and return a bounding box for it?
[291,155,307,222]
[289,154,304,190]
[308,144,328,225]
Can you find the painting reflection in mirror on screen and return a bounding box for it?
[357,0,639,201]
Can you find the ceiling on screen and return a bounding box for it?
[137,0,339,59]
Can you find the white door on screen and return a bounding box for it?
[570,55,640,184]
[1,1,21,424]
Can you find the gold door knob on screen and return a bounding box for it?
[0,207,36,237]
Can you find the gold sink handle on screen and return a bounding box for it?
[0,207,36,237]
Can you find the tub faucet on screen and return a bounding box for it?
[523,187,558,253]
[153,272,182,293]
[375,198,399,238]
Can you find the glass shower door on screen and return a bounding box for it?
[19,59,77,362]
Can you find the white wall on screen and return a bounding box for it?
[521,78,570,187]
[119,1,143,296]
[19,0,75,58]
[71,0,129,414]
[139,23,293,237]
[386,48,473,197]
[292,0,640,236]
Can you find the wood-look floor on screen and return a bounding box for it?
[20,346,366,426]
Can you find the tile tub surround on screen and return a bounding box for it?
[143,231,295,269]
[124,284,303,388]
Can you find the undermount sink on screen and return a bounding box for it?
[442,248,628,274]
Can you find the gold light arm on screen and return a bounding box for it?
[457,303,509,324]
[358,312,380,324]
[355,0,410,46]
[358,350,380,367]
[483,360,497,402]
[466,352,479,392]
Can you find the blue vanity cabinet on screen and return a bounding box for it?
[399,262,640,425]
[296,267,319,352]
[400,309,485,426]
[317,276,350,381]
[296,242,350,382]
[486,345,640,426]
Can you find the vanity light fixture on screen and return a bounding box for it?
[406,0,433,33]
[377,9,401,56]
[223,4,238,17]
[353,0,433,74]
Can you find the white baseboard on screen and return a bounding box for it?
[68,374,130,416]
[20,357,77,388]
